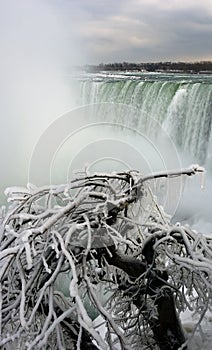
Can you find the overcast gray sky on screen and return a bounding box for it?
[71,0,212,64]
[1,0,212,65]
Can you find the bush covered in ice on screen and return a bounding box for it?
[0,166,211,350]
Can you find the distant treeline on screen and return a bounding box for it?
[83,61,212,74]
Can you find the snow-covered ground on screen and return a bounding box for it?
[181,310,212,350]
[93,312,212,350]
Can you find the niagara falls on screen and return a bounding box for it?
[0,1,212,349]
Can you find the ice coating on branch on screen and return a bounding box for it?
[69,278,78,298]
[4,186,31,196]
[21,230,33,270]
[0,166,211,349]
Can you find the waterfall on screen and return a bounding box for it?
[79,76,212,165]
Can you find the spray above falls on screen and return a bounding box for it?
[0,0,86,198]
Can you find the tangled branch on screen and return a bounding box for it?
[0,165,211,350]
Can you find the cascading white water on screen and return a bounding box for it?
[79,74,212,165]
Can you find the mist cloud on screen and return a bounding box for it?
[0,0,85,197]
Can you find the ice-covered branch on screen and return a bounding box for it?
[0,166,211,349]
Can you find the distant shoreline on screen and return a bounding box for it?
[78,61,212,75]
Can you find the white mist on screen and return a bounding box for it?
[0,0,85,200]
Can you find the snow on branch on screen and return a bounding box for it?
[0,166,211,349]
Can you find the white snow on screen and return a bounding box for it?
[93,312,212,350]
